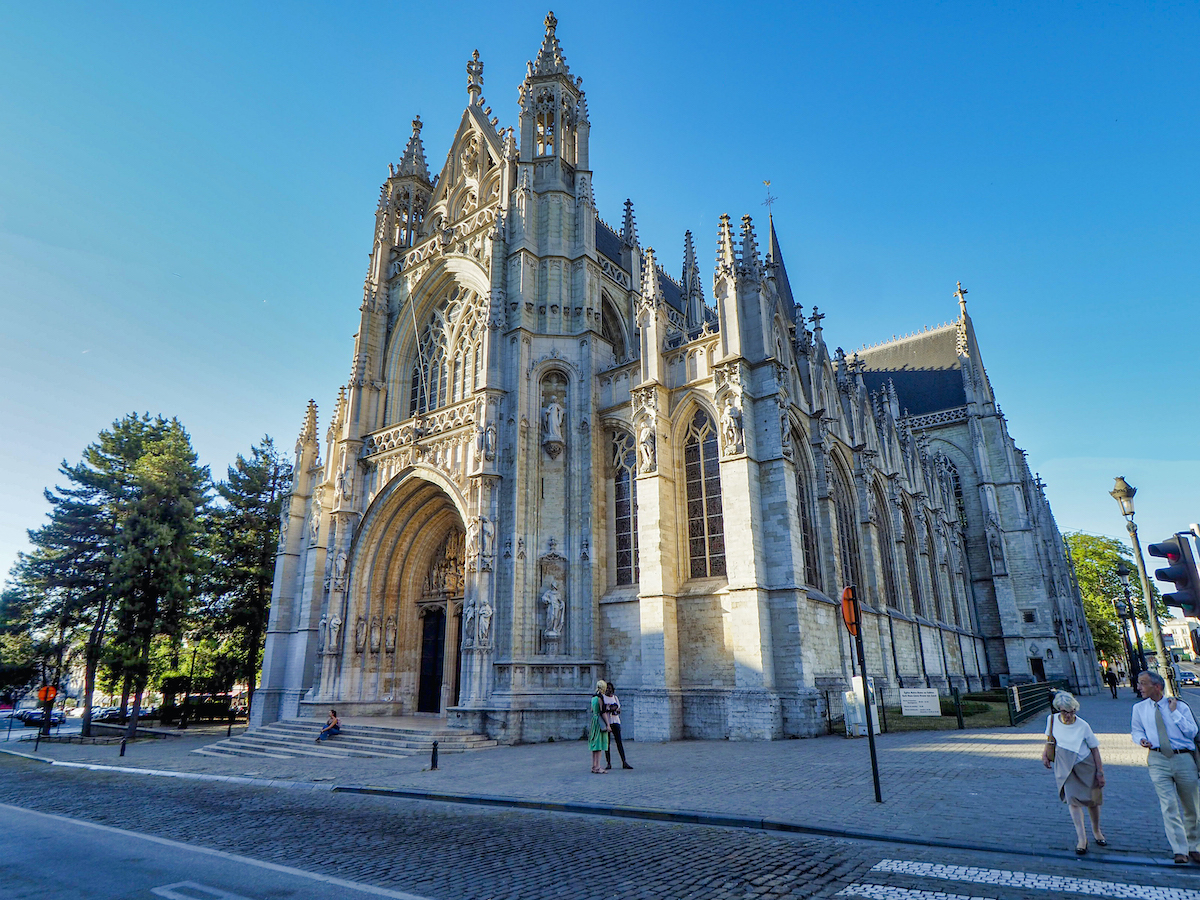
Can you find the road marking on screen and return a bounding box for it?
[152,883,254,900]
[839,886,990,900]
[0,802,433,900]
[869,859,1200,900]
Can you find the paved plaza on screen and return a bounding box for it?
[6,685,1198,867]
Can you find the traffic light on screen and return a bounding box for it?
[1148,534,1200,617]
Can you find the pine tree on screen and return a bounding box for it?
[206,437,291,713]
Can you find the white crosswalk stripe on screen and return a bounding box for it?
[838,884,991,900]
[871,859,1200,900]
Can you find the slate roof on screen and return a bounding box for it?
[766,217,795,308]
[596,217,624,266]
[658,270,685,313]
[857,326,967,417]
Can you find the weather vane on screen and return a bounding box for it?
[762,180,778,216]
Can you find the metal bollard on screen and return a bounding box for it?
[119,738,127,757]
[953,689,965,730]
[430,740,438,770]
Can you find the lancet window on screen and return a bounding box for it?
[795,450,822,590]
[831,461,862,592]
[926,521,945,621]
[684,410,725,578]
[409,285,485,417]
[612,430,639,586]
[903,508,924,617]
[873,483,900,609]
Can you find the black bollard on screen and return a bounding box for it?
[430,740,438,770]
[953,689,965,730]
[119,738,126,757]
[227,714,234,738]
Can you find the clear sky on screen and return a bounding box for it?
[1,2,1197,585]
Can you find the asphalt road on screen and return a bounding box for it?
[2,755,1199,900]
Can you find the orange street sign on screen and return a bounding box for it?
[37,686,58,703]
[841,586,858,637]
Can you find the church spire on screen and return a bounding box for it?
[393,117,431,182]
[532,11,570,77]
[682,230,705,326]
[739,215,761,282]
[765,215,795,308]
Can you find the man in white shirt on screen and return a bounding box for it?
[1132,671,1200,864]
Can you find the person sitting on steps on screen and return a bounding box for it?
[316,709,340,742]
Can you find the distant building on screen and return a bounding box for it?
[1164,617,1200,661]
[251,13,1099,742]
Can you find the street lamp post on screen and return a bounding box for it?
[1110,477,1176,696]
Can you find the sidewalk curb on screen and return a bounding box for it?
[332,784,1178,869]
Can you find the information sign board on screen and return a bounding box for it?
[899,687,941,717]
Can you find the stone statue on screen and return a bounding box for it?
[542,398,565,453]
[384,616,397,653]
[369,616,382,653]
[638,422,656,473]
[317,614,327,652]
[476,599,493,643]
[721,396,744,455]
[328,615,342,651]
[466,517,481,561]
[309,495,322,541]
[987,524,1007,575]
[484,423,497,460]
[354,617,367,652]
[480,516,495,561]
[332,551,348,589]
[278,513,289,548]
[541,581,565,638]
[463,600,476,639]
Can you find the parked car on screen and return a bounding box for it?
[1179,669,1198,686]
[21,709,65,727]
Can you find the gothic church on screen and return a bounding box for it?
[251,13,1099,742]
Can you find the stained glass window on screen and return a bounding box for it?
[409,286,484,417]
[831,461,862,593]
[613,431,639,585]
[795,453,822,590]
[684,410,725,578]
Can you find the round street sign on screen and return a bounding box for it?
[841,586,858,637]
[37,686,57,703]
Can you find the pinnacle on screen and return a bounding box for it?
[394,116,431,182]
[531,10,570,78]
[621,199,638,247]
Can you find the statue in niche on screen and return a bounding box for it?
[476,600,493,643]
[332,551,348,590]
[466,518,480,564]
[384,617,396,653]
[328,615,342,652]
[484,423,497,461]
[369,616,382,653]
[541,581,565,638]
[317,615,327,652]
[309,495,322,541]
[638,422,656,473]
[278,513,289,548]
[987,520,1007,576]
[354,617,367,653]
[462,600,476,641]
[542,397,565,457]
[721,396,744,455]
[480,516,495,562]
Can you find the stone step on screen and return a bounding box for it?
[259,729,496,752]
[273,720,493,741]
[261,723,497,750]
[191,745,292,759]
[222,734,414,759]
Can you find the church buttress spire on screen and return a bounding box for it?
[394,117,431,183]
[621,199,638,248]
[532,11,570,77]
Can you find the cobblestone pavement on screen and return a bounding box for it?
[10,687,1199,863]
[4,754,1199,900]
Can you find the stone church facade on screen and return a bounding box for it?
[251,14,1099,742]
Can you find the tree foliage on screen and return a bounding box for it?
[1065,531,1163,670]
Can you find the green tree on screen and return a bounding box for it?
[109,418,210,738]
[1064,532,1162,673]
[205,437,290,712]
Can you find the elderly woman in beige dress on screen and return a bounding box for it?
[1042,690,1107,854]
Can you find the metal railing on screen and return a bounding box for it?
[1007,679,1070,726]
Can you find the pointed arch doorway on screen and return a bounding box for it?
[414,527,466,713]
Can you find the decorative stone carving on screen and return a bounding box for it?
[480,516,495,570]
[354,617,367,653]
[317,615,327,652]
[327,616,342,653]
[331,551,348,591]
[638,421,657,474]
[384,616,397,653]
[278,512,289,548]
[720,396,744,456]
[422,529,464,597]
[986,517,1007,576]
[517,537,526,559]
[309,494,322,541]
[541,581,565,639]
[476,599,493,643]
[369,616,382,653]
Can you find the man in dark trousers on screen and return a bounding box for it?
[1105,669,1118,699]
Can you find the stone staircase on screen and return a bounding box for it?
[193,719,498,760]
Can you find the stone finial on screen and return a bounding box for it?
[955,280,968,315]
[467,49,484,101]
[715,213,736,276]
[739,214,761,280]
[299,400,318,446]
[641,246,660,303]
[621,198,638,247]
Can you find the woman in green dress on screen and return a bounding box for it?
[588,680,609,773]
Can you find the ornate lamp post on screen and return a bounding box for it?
[1110,477,1176,696]
[1114,561,1143,686]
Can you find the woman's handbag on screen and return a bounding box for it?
[1045,735,1056,762]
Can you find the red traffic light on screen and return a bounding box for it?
[1148,535,1200,617]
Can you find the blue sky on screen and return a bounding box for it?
[1,2,1197,584]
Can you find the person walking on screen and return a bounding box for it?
[1132,671,1200,864]
[588,681,609,774]
[602,681,633,770]
[316,709,340,742]
[1042,691,1107,854]
[1105,669,1118,699]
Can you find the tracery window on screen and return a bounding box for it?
[612,431,639,585]
[873,483,900,609]
[684,410,725,578]
[795,451,822,590]
[409,285,485,417]
[536,111,555,157]
[831,461,863,592]
[903,508,924,617]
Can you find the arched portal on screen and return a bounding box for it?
[325,471,468,716]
